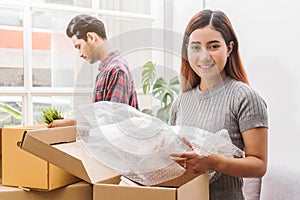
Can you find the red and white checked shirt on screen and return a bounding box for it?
[93,50,139,110]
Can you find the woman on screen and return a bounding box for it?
[170,9,268,199]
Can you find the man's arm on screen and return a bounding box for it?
[47,119,76,128]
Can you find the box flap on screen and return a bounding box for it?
[177,173,209,200]
[21,126,76,145]
[21,126,119,184]
[156,172,201,187]
[94,183,177,200]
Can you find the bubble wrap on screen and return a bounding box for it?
[76,102,190,186]
[171,126,245,179]
[75,101,244,184]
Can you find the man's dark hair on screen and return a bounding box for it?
[66,14,107,41]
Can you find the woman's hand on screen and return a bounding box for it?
[171,127,268,178]
[170,136,217,174]
[171,151,217,174]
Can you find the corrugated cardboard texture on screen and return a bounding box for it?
[0,128,2,156]
[0,179,92,200]
[94,183,177,200]
[21,126,119,184]
[2,126,79,190]
[177,173,209,200]
[0,156,2,179]
[93,173,209,200]
[157,172,200,187]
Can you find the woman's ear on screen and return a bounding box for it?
[227,41,234,57]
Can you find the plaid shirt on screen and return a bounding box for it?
[93,50,139,110]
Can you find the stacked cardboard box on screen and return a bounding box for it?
[21,126,209,200]
[1,125,80,191]
[0,125,93,199]
[0,179,92,200]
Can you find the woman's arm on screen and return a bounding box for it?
[177,127,268,178]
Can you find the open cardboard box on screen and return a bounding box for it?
[2,125,80,191]
[21,126,209,200]
[93,173,208,200]
[20,126,119,184]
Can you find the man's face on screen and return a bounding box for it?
[71,35,98,64]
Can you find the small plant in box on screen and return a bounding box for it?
[42,107,64,124]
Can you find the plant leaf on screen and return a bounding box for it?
[141,61,156,94]
[156,103,172,123]
[42,107,64,124]
[153,77,174,106]
[0,114,13,122]
[169,76,180,94]
[0,102,22,119]
[156,107,168,123]
[141,108,154,116]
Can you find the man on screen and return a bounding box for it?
[48,14,139,127]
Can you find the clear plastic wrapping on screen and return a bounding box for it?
[171,126,245,180]
[171,126,245,158]
[76,101,190,186]
[75,101,244,185]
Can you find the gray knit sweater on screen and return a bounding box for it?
[170,76,268,200]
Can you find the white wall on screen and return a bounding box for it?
[172,0,204,34]
[173,0,300,168]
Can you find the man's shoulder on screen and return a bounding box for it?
[105,56,130,74]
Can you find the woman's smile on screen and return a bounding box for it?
[197,63,215,70]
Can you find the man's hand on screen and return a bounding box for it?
[47,119,76,128]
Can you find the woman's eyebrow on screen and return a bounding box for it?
[207,40,220,44]
[190,40,220,45]
[190,41,201,45]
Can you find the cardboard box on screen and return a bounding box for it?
[0,179,92,200]
[21,126,209,200]
[20,126,120,184]
[0,128,2,156]
[93,173,209,200]
[2,125,80,191]
[0,156,2,179]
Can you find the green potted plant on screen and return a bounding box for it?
[42,107,64,124]
[141,61,180,123]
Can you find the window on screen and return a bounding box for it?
[31,0,92,8]
[99,0,151,15]
[31,11,78,87]
[0,0,163,127]
[0,96,22,127]
[0,7,23,87]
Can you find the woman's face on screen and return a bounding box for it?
[187,25,233,84]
